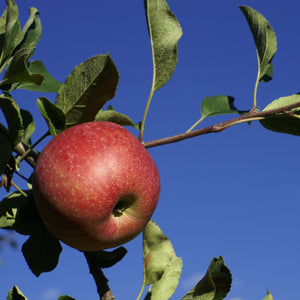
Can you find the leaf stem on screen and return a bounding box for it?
[10,180,28,197]
[139,83,155,142]
[253,52,260,109]
[186,116,205,133]
[136,282,146,300]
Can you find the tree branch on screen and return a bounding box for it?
[144,101,300,148]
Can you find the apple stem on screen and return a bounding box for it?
[84,252,115,300]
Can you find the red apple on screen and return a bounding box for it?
[32,121,160,251]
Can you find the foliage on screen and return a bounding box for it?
[0,0,299,299]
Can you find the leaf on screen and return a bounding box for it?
[181,256,232,300]
[0,132,12,176]
[15,7,41,51]
[260,94,300,136]
[22,223,62,276]
[0,0,21,69]
[95,105,140,129]
[0,93,23,145]
[58,296,76,300]
[141,220,182,300]
[262,290,273,300]
[201,96,239,120]
[20,109,35,145]
[239,6,277,82]
[55,54,119,127]
[84,247,127,269]
[7,285,29,300]
[144,0,182,91]
[0,47,44,91]
[37,97,66,136]
[18,60,62,92]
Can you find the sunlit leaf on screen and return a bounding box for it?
[141,220,182,300]
[18,60,62,92]
[37,97,66,136]
[181,256,232,300]
[95,105,140,129]
[56,54,119,127]
[262,290,273,300]
[201,96,239,120]
[0,0,21,69]
[260,94,300,136]
[58,296,76,300]
[240,6,277,82]
[145,0,182,91]
[7,285,29,300]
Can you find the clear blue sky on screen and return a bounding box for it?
[1,1,300,300]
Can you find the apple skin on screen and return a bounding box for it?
[32,121,160,251]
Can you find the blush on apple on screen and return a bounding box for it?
[32,121,160,251]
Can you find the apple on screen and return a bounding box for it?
[32,121,160,251]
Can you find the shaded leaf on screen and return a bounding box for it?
[20,109,35,145]
[240,6,277,82]
[58,296,76,300]
[84,247,127,269]
[55,54,119,127]
[181,256,232,300]
[260,94,300,136]
[201,96,239,120]
[263,290,273,300]
[0,93,23,145]
[37,97,66,136]
[18,60,62,92]
[0,132,12,176]
[144,0,182,91]
[142,220,182,300]
[22,223,62,276]
[7,285,28,300]
[95,105,140,129]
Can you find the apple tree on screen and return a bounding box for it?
[0,0,299,299]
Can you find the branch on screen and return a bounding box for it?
[84,252,115,300]
[144,101,300,148]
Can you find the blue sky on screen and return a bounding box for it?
[1,0,300,299]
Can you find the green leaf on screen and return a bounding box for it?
[0,190,30,229]
[239,6,277,82]
[0,47,44,91]
[0,93,23,145]
[201,96,239,120]
[0,0,21,69]
[7,285,29,300]
[37,97,66,136]
[140,220,182,300]
[95,105,140,129]
[20,109,35,145]
[181,256,232,300]
[22,223,62,276]
[144,0,182,91]
[260,94,300,136]
[0,132,12,176]
[15,7,41,51]
[18,60,62,92]
[55,54,119,127]
[263,290,273,300]
[84,247,127,269]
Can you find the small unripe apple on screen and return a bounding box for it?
[32,121,160,251]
